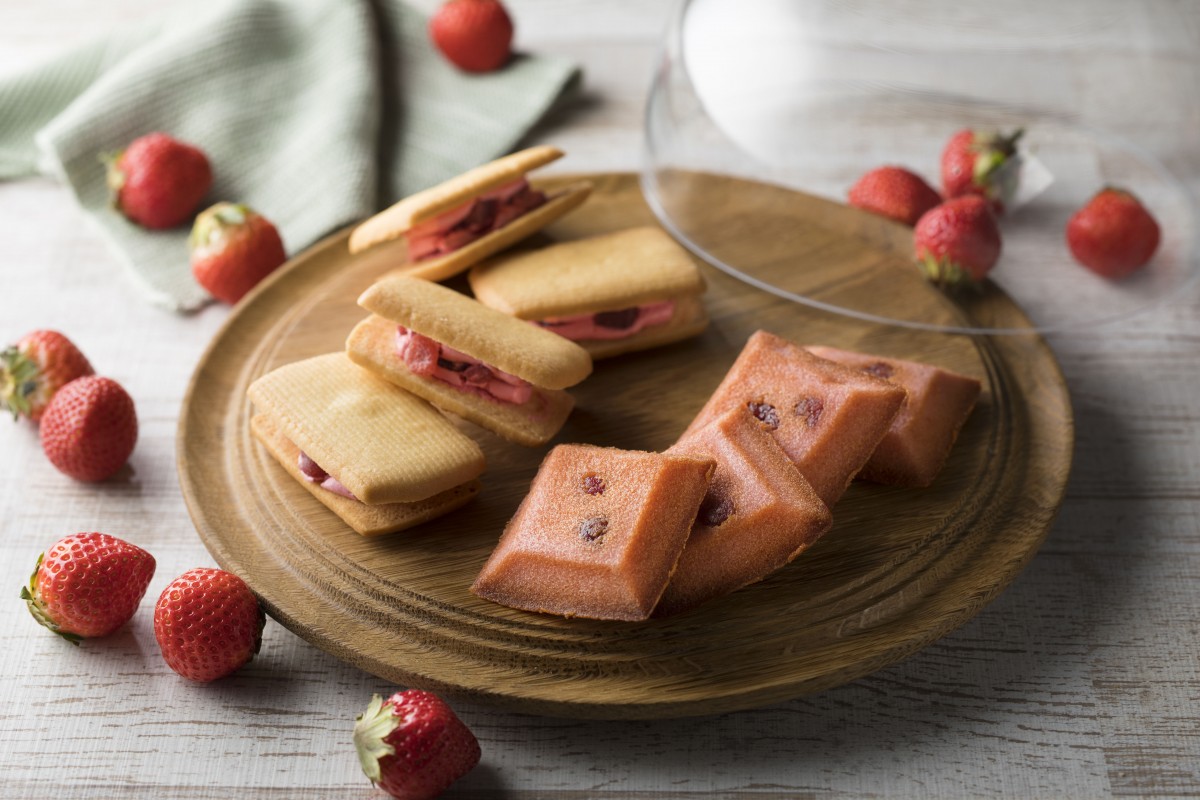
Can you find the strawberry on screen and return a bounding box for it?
[189,202,287,304]
[154,568,265,682]
[106,132,213,229]
[1066,187,1160,279]
[913,196,1002,286]
[1,330,94,423]
[940,127,1023,214]
[848,166,942,227]
[39,376,137,482]
[429,0,514,73]
[20,532,156,643]
[354,690,481,800]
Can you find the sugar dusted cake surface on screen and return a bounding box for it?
[682,331,906,508]
[659,407,832,616]
[805,346,982,487]
[471,444,715,621]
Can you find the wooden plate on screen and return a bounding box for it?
[179,173,1072,719]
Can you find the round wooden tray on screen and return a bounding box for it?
[178,173,1073,719]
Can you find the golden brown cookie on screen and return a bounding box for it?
[246,352,486,505]
[468,226,709,359]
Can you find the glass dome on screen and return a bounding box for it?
[641,0,1199,334]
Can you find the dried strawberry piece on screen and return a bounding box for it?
[297,452,328,482]
[462,364,494,385]
[698,492,734,527]
[398,328,440,376]
[492,187,546,228]
[863,362,894,379]
[594,307,640,330]
[579,516,609,542]
[462,198,499,233]
[747,399,779,430]
[794,396,824,428]
[582,474,606,495]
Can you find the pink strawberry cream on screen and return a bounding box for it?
[534,300,675,342]
[406,179,547,262]
[296,451,357,500]
[396,327,533,404]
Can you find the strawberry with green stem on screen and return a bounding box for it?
[0,330,94,423]
[189,202,287,305]
[913,196,1002,287]
[106,132,213,229]
[941,127,1024,214]
[21,532,156,643]
[355,690,481,800]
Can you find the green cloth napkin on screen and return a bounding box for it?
[0,0,579,311]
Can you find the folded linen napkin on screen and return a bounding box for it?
[0,0,578,311]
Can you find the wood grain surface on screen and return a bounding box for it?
[2,0,1199,797]
[179,173,1071,718]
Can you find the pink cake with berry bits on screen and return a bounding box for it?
[471,444,715,621]
[682,331,907,508]
[805,346,982,487]
[658,406,832,616]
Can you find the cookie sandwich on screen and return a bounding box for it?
[468,226,709,359]
[348,145,591,282]
[347,275,594,447]
[247,352,486,536]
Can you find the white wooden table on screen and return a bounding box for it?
[2,1,1199,797]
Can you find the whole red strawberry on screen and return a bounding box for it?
[21,532,156,643]
[1,330,94,423]
[914,196,1002,286]
[1066,187,1160,279]
[154,568,265,682]
[354,690,481,800]
[429,0,513,73]
[189,202,287,304]
[848,166,942,227]
[106,132,213,229]
[39,376,137,482]
[941,127,1023,214]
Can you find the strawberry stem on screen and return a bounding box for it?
[353,694,398,783]
[19,554,82,645]
[0,346,39,420]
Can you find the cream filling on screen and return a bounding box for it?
[534,300,676,341]
[396,326,533,405]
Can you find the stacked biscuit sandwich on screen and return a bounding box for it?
[247,146,713,537]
